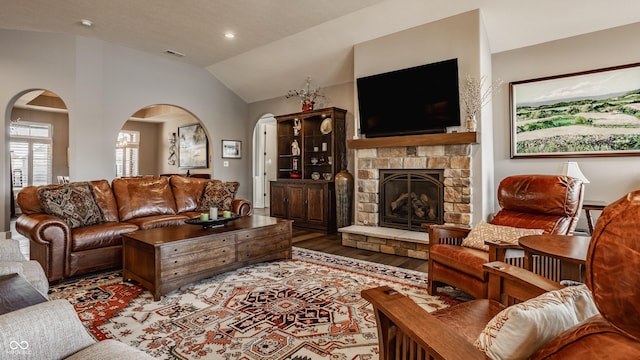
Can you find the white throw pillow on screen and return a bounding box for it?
[474,284,598,360]
[460,221,544,251]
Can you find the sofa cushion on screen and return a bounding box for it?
[196,180,240,212]
[112,176,177,221]
[461,221,544,251]
[90,179,120,222]
[474,284,598,360]
[169,175,208,213]
[429,244,489,281]
[71,221,139,251]
[37,182,105,229]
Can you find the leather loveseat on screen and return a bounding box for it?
[15,175,252,282]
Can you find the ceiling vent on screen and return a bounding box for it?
[165,50,185,57]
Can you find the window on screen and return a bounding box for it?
[10,122,52,189]
[115,130,139,177]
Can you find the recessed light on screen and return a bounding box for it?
[224,32,235,39]
[80,19,93,27]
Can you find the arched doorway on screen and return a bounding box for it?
[252,114,277,208]
[119,104,210,177]
[8,89,69,217]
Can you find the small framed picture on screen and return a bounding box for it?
[222,140,242,159]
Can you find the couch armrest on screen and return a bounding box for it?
[15,214,71,282]
[232,198,253,216]
[0,239,26,262]
[424,224,470,246]
[0,299,96,359]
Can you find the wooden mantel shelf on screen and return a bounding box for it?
[347,132,477,149]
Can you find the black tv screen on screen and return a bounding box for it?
[357,58,460,138]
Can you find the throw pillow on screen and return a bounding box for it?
[461,221,544,251]
[474,284,598,360]
[197,180,240,212]
[37,182,105,229]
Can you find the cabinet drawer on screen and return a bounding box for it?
[236,223,289,241]
[162,234,235,258]
[237,233,290,258]
[161,244,235,279]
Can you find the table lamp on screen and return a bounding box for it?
[562,161,590,183]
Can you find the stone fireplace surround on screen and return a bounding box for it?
[340,133,475,259]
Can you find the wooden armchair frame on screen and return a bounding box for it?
[362,261,562,360]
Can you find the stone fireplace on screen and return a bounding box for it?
[355,143,473,229]
[339,133,477,259]
[379,169,444,231]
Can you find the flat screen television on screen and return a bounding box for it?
[357,58,460,138]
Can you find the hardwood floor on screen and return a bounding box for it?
[254,207,428,273]
[292,228,429,273]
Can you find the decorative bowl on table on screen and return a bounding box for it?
[185,213,241,229]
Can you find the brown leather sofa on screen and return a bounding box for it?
[16,175,252,282]
[427,174,584,298]
[363,189,640,359]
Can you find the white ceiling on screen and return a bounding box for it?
[2,0,640,103]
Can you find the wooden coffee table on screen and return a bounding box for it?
[122,215,292,300]
[518,234,591,282]
[0,273,48,315]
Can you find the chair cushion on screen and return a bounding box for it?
[196,180,240,211]
[429,244,488,280]
[461,221,543,251]
[37,182,105,229]
[474,284,598,360]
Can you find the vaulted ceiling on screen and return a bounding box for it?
[2,0,640,103]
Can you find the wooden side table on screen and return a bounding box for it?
[518,234,591,282]
[0,273,48,315]
[583,200,607,234]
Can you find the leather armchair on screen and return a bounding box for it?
[427,175,584,299]
[363,189,640,359]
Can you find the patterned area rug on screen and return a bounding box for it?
[49,247,458,360]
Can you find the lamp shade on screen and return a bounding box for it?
[562,161,590,183]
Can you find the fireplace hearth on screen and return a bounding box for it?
[379,169,444,231]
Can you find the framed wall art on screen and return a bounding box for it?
[178,123,209,168]
[222,140,242,159]
[510,62,640,158]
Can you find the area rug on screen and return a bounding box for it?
[49,247,456,360]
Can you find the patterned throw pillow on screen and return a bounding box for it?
[460,221,544,251]
[196,180,240,212]
[37,182,105,229]
[474,284,598,359]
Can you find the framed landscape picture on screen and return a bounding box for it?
[510,63,640,158]
[222,140,242,159]
[178,123,209,168]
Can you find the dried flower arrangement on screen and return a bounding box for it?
[286,76,325,111]
[460,74,504,121]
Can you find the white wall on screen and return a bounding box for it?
[353,10,494,223]
[492,21,640,225]
[1,30,250,234]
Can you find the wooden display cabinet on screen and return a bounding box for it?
[271,107,346,233]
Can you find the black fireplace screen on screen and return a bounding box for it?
[379,169,444,231]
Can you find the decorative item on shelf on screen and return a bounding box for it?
[319,155,326,164]
[310,157,318,165]
[292,158,299,171]
[311,172,321,180]
[291,139,300,156]
[285,76,325,112]
[322,142,328,151]
[293,118,301,136]
[323,173,332,180]
[460,74,503,132]
[167,132,177,165]
[290,171,301,179]
[320,117,332,134]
